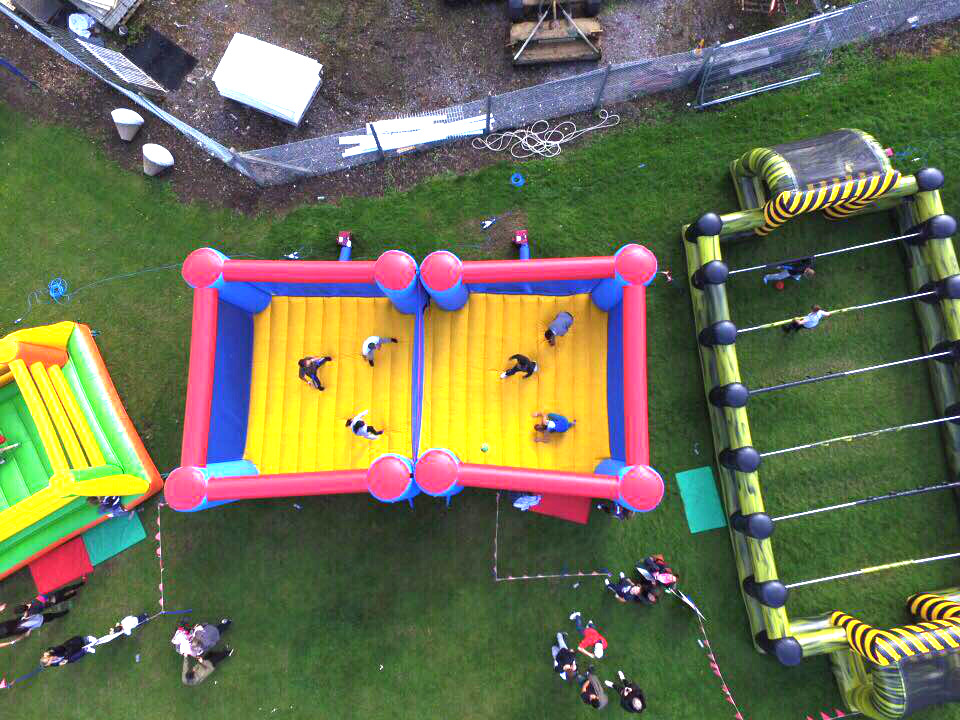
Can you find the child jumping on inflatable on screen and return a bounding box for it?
[0,431,19,465]
[500,354,538,379]
[545,311,574,346]
[533,412,576,443]
[361,336,398,367]
[345,410,384,440]
[298,356,333,391]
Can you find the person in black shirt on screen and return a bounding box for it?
[40,635,97,667]
[605,573,660,605]
[88,495,135,519]
[298,356,333,391]
[605,670,646,713]
[551,632,577,680]
[596,500,635,521]
[11,580,84,616]
[500,354,538,379]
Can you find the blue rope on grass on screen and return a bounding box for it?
[7,264,182,329]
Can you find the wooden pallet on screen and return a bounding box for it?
[71,0,143,30]
[510,17,602,65]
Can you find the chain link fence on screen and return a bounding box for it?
[3,0,959,187]
[239,0,959,185]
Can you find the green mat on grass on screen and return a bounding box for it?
[82,513,146,566]
[676,466,727,534]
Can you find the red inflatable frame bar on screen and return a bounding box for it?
[171,245,661,516]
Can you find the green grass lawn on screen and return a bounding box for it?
[2,47,960,720]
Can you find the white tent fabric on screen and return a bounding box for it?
[212,34,323,127]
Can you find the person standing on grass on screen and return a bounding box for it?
[361,336,398,367]
[579,668,609,709]
[551,631,578,681]
[345,410,384,440]
[182,647,234,686]
[12,580,85,616]
[763,257,815,286]
[604,573,659,606]
[533,411,575,443]
[568,611,608,660]
[40,635,97,667]
[93,613,150,647]
[545,311,574,347]
[596,500,634,521]
[88,495,135,519]
[190,619,232,659]
[637,555,678,591]
[0,606,71,648]
[501,354,538,379]
[783,305,830,334]
[605,670,646,713]
[298,355,333,391]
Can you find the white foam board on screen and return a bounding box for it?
[212,33,323,126]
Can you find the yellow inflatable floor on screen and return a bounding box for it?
[421,293,610,473]
[244,297,414,473]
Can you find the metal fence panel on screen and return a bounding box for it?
[3,0,958,187]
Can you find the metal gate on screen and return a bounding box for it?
[694,7,849,109]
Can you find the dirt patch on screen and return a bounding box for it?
[0,1,957,213]
[0,0,740,210]
[457,209,530,258]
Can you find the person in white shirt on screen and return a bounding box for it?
[345,410,383,440]
[361,336,398,367]
[784,305,831,334]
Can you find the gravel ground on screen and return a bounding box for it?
[0,0,954,213]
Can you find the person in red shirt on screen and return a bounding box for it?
[568,611,607,659]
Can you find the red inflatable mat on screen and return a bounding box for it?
[530,493,592,524]
[28,536,93,594]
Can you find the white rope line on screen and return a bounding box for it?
[472,110,620,159]
[492,492,610,583]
